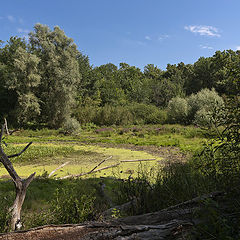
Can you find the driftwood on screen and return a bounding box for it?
[120,158,156,162]
[0,220,193,240]
[48,161,70,178]
[60,157,156,180]
[60,156,118,180]
[0,124,35,231]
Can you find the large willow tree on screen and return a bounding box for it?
[0,37,41,125]
[29,24,81,128]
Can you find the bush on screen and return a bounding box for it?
[62,117,81,134]
[95,105,133,126]
[167,97,189,124]
[0,193,14,232]
[52,187,95,224]
[74,105,99,125]
[167,88,225,126]
[128,103,167,125]
[188,88,225,126]
[75,103,166,126]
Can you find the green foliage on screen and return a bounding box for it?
[3,144,75,165]
[75,103,166,126]
[193,197,240,240]
[62,117,81,134]
[29,24,81,128]
[167,88,224,127]
[0,193,14,233]
[195,96,240,189]
[128,103,167,125]
[0,37,40,126]
[51,187,95,224]
[188,88,225,126]
[116,161,211,215]
[167,97,189,124]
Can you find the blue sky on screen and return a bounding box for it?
[1,0,240,69]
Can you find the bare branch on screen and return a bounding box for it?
[4,118,9,135]
[121,158,156,163]
[0,125,35,230]
[8,142,33,158]
[87,156,112,174]
[0,124,5,143]
[60,162,119,180]
[48,161,70,178]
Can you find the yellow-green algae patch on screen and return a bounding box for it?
[0,144,162,179]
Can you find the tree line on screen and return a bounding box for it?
[0,24,239,128]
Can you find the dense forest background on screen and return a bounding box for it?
[0,24,239,129]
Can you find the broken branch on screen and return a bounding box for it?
[121,158,156,162]
[60,162,119,180]
[48,161,70,178]
[7,142,33,158]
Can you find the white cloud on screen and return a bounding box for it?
[17,28,30,34]
[158,34,169,40]
[7,15,15,22]
[236,46,240,51]
[145,36,151,41]
[185,25,220,37]
[200,44,213,50]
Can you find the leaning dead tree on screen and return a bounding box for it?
[0,124,35,231]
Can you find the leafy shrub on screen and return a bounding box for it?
[0,193,14,232]
[75,103,166,126]
[195,96,240,188]
[188,88,225,126]
[115,161,210,215]
[95,105,133,126]
[52,187,95,224]
[128,103,166,125]
[62,117,81,134]
[74,105,99,125]
[95,127,114,137]
[167,97,189,124]
[167,88,224,126]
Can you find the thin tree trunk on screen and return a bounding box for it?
[0,124,35,231]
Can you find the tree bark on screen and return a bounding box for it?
[0,124,35,231]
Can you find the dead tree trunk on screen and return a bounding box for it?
[0,124,35,231]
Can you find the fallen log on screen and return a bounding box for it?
[120,158,156,162]
[0,191,224,239]
[60,158,117,180]
[0,220,193,240]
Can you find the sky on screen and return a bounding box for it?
[1,0,240,70]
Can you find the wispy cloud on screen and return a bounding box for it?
[200,44,213,50]
[7,15,15,22]
[145,36,151,41]
[17,28,30,34]
[158,34,169,40]
[19,18,24,24]
[136,41,146,46]
[236,46,240,51]
[185,25,221,37]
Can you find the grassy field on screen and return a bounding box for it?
[0,124,206,179]
[0,124,208,231]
